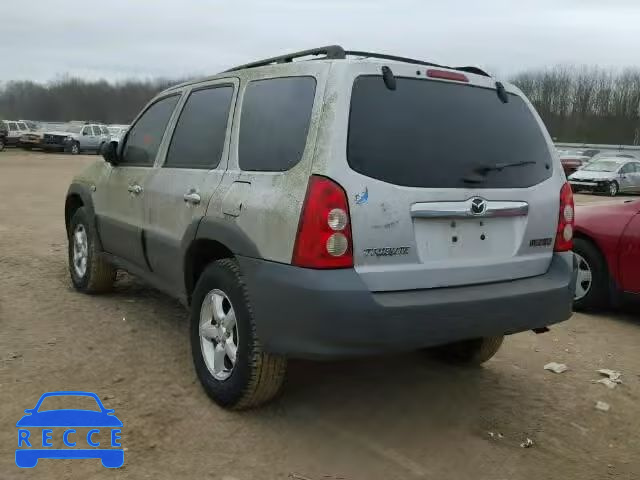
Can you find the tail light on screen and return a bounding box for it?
[554,182,574,252]
[292,175,354,269]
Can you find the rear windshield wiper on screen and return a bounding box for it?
[462,161,536,184]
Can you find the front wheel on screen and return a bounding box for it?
[428,336,504,365]
[0,138,5,151]
[68,207,116,293]
[191,259,287,409]
[607,181,619,197]
[69,142,80,155]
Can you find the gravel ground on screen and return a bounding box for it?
[1,150,639,480]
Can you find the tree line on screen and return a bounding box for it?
[0,77,180,125]
[512,66,640,145]
[1,66,639,144]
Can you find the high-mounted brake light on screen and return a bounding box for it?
[554,182,574,252]
[426,69,469,83]
[292,176,354,269]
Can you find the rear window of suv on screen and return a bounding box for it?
[347,76,553,188]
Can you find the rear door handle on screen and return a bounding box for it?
[128,184,143,195]
[183,191,201,205]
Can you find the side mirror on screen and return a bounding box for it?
[102,141,119,164]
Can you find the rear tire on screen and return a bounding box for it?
[190,259,287,409]
[429,336,504,365]
[68,207,116,293]
[573,237,609,310]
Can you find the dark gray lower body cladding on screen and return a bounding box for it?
[239,254,575,360]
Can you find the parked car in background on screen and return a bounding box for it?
[560,154,589,176]
[574,199,640,309]
[19,120,40,131]
[569,158,640,196]
[0,122,7,151]
[65,46,575,409]
[20,131,44,150]
[1,120,30,146]
[42,123,110,154]
[107,125,128,143]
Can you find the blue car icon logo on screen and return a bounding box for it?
[16,391,124,468]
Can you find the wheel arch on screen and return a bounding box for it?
[182,217,261,304]
[65,183,102,250]
[573,230,614,279]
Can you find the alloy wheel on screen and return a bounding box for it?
[199,289,238,381]
[574,252,593,301]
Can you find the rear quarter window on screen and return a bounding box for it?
[239,76,316,172]
[347,76,553,189]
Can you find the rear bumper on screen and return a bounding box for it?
[239,253,576,359]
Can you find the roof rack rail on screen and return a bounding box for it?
[344,51,445,69]
[223,45,490,78]
[224,45,346,72]
[344,51,490,77]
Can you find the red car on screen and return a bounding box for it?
[560,155,589,176]
[573,199,640,309]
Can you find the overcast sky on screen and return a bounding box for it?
[3,0,640,83]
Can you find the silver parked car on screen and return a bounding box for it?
[569,158,640,196]
[43,123,110,154]
[107,125,129,143]
[64,46,576,409]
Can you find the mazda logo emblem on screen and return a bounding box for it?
[470,198,487,216]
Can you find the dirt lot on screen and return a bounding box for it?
[1,150,639,480]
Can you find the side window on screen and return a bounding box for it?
[621,163,634,174]
[632,163,640,173]
[121,95,180,167]
[165,86,233,169]
[239,76,316,172]
[92,126,103,136]
[18,123,28,131]
[82,126,92,136]
[9,123,18,131]
[101,126,110,135]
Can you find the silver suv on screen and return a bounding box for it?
[43,122,110,154]
[65,46,576,409]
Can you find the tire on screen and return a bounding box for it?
[68,207,116,293]
[190,259,287,409]
[607,181,619,197]
[69,142,80,155]
[573,237,609,310]
[428,336,504,365]
[0,139,5,151]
